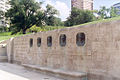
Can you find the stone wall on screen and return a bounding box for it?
[0,44,7,56]
[0,43,7,62]
[7,20,120,80]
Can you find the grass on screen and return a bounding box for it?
[0,26,65,42]
[43,26,65,31]
[0,32,26,41]
[72,16,120,27]
[1,16,120,42]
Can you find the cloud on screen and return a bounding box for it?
[44,0,53,5]
[42,0,70,21]
[41,0,54,9]
[54,1,70,21]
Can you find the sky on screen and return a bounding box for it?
[94,0,120,9]
[38,0,120,21]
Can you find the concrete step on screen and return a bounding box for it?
[22,64,87,80]
[0,56,8,62]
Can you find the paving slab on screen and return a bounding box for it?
[0,63,64,80]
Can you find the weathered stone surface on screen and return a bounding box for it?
[7,20,120,80]
[22,64,87,80]
[0,44,7,62]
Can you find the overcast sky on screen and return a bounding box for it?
[38,0,120,21]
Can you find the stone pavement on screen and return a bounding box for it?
[0,63,64,80]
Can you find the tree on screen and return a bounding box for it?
[64,7,95,26]
[0,10,5,32]
[110,7,118,18]
[0,10,3,19]
[5,0,44,34]
[54,17,64,26]
[98,6,110,19]
[97,6,119,19]
[44,4,62,26]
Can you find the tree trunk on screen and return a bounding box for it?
[22,29,26,34]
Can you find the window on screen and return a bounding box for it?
[60,34,66,47]
[30,38,33,47]
[37,37,41,47]
[47,36,52,47]
[76,33,85,46]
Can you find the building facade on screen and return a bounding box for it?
[113,2,120,15]
[0,0,11,28]
[71,0,93,10]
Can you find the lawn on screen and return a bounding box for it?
[72,16,120,27]
[0,32,25,41]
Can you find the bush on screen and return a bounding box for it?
[64,8,95,26]
[27,25,65,33]
[43,26,64,31]
[27,25,44,33]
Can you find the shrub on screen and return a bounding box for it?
[64,7,95,26]
[27,25,44,33]
[27,25,65,33]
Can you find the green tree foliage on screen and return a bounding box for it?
[27,25,65,33]
[45,16,63,26]
[98,6,109,19]
[110,7,118,18]
[28,25,43,33]
[0,10,4,19]
[45,4,59,17]
[64,8,95,26]
[5,0,44,34]
[97,6,118,19]
[44,4,63,26]
[0,10,5,32]
[54,17,64,26]
[6,1,63,34]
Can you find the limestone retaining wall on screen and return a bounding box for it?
[0,44,7,56]
[0,44,7,62]
[7,20,120,80]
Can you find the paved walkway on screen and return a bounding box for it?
[0,63,64,80]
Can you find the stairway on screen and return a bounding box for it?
[0,44,8,62]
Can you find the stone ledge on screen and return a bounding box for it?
[22,64,87,80]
